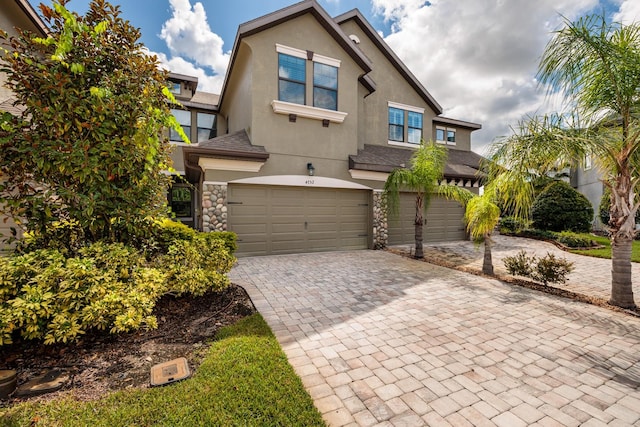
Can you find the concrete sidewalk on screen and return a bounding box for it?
[231,248,640,426]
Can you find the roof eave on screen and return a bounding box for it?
[16,0,48,35]
[218,0,373,109]
[434,116,482,130]
[335,9,443,115]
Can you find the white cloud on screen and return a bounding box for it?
[153,52,225,93]
[614,0,640,24]
[157,0,230,93]
[372,0,600,152]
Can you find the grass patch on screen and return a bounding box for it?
[569,233,640,262]
[0,314,325,427]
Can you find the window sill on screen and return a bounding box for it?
[388,141,420,149]
[271,100,348,123]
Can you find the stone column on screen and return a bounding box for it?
[202,183,227,232]
[373,190,388,249]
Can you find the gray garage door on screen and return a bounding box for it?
[227,185,370,256]
[387,193,466,245]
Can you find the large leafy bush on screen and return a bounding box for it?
[0,1,185,244]
[531,181,593,232]
[0,224,237,346]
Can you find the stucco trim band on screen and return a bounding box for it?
[198,158,265,172]
[271,100,348,123]
[229,175,372,190]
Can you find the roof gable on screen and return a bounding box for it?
[14,0,48,35]
[334,9,442,115]
[218,0,372,108]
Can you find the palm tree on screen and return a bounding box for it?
[384,140,447,259]
[440,185,501,275]
[465,195,501,275]
[489,14,640,308]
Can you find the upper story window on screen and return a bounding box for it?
[197,112,216,142]
[388,107,404,142]
[436,126,456,146]
[169,82,181,95]
[170,109,191,143]
[408,112,423,144]
[278,53,306,105]
[388,102,424,146]
[313,62,338,111]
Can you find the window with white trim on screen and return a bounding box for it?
[388,107,404,142]
[278,53,306,105]
[197,112,216,142]
[388,102,424,145]
[313,62,338,111]
[436,126,456,146]
[275,44,341,112]
[170,109,191,143]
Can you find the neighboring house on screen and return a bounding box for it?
[171,0,484,256]
[0,0,48,247]
[166,72,219,229]
[571,156,605,230]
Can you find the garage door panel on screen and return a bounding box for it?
[228,185,369,256]
[388,193,466,245]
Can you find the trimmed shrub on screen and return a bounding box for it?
[0,227,237,346]
[531,253,574,285]
[158,234,236,297]
[0,243,165,345]
[498,216,529,234]
[503,250,534,277]
[531,181,593,232]
[503,250,574,285]
[519,228,558,241]
[556,231,595,248]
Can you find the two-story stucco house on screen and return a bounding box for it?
[169,0,484,256]
[0,0,47,247]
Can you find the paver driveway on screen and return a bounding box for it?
[231,250,640,427]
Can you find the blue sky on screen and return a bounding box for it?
[40,0,640,152]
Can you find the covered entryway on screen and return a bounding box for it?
[387,193,466,245]
[228,184,370,256]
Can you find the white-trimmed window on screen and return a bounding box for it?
[170,109,191,143]
[275,44,341,112]
[436,126,456,146]
[388,102,424,146]
[585,154,592,170]
[313,62,338,111]
[278,53,306,105]
[197,112,216,142]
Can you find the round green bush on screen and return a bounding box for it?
[531,181,594,232]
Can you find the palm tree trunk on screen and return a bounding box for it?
[483,234,494,275]
[414,194,424,258]
[610,233,636,308]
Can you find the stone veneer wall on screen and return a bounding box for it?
[202,183,227,232]
[373,190,388,249]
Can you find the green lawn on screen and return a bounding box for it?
[0,314,326,427]
[569,233,640,262]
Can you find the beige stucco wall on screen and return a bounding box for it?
[338,19,439,149]
[225,14,363,165]
[219,42,252,137]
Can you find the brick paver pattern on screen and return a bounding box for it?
[231,247,640,427]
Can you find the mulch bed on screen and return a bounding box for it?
[0,284,256,405]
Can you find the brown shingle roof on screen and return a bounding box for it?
[197,129,268,157]
[349,144,486,182]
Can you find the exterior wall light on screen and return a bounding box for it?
[307,163,315,176]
